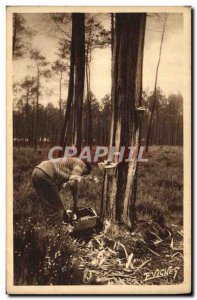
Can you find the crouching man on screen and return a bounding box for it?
[32,156,92,228]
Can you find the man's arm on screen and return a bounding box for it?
[69,180,78,213]
[68,160,85,213]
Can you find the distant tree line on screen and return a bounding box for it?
[141,88,183,146]
[13,87,183,147]
[13,90,112,147]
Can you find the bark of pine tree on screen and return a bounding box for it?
[13,13,18,56]
[59,14,75,154]
[85,63,92,148]
[59,70,63,141]
[34,65,40,151]
[73,13,85,149]
[122,14,146,227]
[102,13,146,229]
[25,88,31,145]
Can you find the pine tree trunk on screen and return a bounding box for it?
[34,66,40,151]
[110,13,119,147]
[101,13,146,229]
[121,14,146,228]
[13,13,18,57]
[111,13,115,55]
[85,63,92,148]
[59,70,63,141]
[31,100,35,145]
[59,14,75,154]
[25,88,31,145]
[73,13,85,149]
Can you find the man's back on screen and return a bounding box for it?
[36,157,86,187]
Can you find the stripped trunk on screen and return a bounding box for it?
[101,13,146,229]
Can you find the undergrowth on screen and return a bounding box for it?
[13,146,183,285]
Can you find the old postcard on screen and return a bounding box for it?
[6,6,191,294]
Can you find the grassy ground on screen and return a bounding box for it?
[137,146,183,225]
[13,146,183,285]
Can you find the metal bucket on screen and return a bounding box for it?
[64,207,99,233]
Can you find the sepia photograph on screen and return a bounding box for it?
[6,6,191,294]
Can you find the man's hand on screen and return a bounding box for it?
[71,213,77,221]
[62,182,69,189]
[62,180,76,189]
[62,180,78,215]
